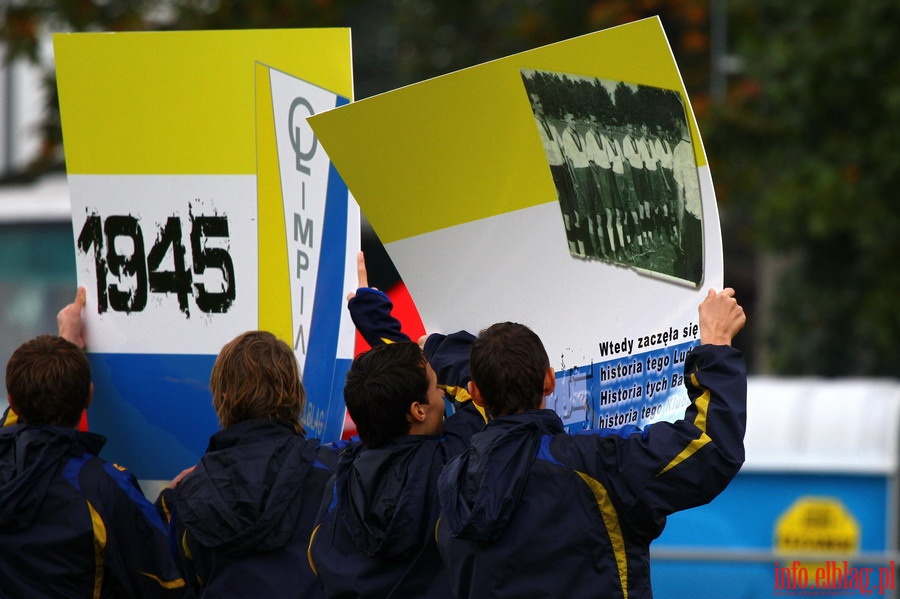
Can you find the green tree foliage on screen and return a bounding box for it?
[706,0,900,375]
[1,0,713,173]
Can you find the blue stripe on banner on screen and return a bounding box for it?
[589,339,697,430]
[552,339,699,434]
[86,353,220,481]
[302,92,351,443]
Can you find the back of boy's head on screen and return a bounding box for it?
[5,335,91,428]
[343,342,429,449]
[469,322,550,418]
[210,331,305,434]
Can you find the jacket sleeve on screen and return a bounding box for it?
[441,400,488,457]
[347,288,410,346]
[87,461,191,598]
[425,330,489,442]
[350,288,481,410]
[154,483,205,596]
[167,505,205,596]
[564,344,747,539]
[424,330,477,406]
[154,486,175,527]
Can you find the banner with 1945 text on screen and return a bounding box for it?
[54,30,358,481]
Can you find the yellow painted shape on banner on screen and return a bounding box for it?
[254,63,292,344]
[310,17,701,244]
[775,497,860,555]
[54,29,352,175]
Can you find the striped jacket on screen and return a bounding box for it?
[0,424,187,598]
[163,418,334,599]
[309,286,486,598]
[437,345,746,599]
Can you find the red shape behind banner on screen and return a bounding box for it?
[341,280,425,439]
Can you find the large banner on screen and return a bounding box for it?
[309,18,719,433]
[54,30,358,480]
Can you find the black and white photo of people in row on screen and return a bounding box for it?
[522,68,703,286]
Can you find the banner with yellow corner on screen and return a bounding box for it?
[310,17,720,433]
[54,30,358,480]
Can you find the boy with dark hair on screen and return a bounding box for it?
[5,335,91,427]
[163,330,334,598]
[0,289,187,598]
[343,341,445,448]
[467,321,551,417]
[308,255,486,599]
[2,286,90,428]
[438,288,747,599]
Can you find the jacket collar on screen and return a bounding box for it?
[206,416,300,452]
[486,409,565,435]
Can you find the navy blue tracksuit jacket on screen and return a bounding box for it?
[308,287,486,598]
[437,344,747,599]
[0,424,187,598]
[163,417,335,599]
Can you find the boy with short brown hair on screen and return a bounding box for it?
[0,289,187,598]
[438,288,748,599]
[166,330,333,598]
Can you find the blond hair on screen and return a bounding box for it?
[210,331,305,434]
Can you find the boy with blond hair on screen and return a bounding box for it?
[165,330,334,598]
